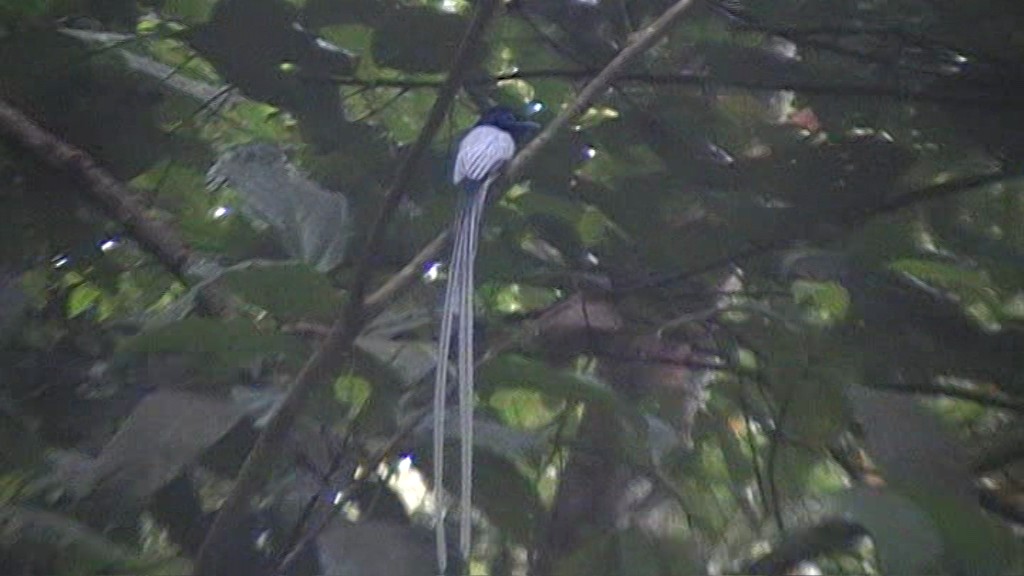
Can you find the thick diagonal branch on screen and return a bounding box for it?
[0,97,234,318]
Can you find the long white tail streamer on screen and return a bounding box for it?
[433,177,492,575]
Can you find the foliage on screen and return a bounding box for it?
[0,0,1023,574]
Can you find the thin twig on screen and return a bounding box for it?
[504,0,699,182]
[351,87,411,123]
[363,230,449,314]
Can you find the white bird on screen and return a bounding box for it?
[433,106,538,574]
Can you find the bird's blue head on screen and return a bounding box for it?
[476,106,540,141]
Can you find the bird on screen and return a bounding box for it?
[433,106,538,575]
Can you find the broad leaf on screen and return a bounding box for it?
[216,260,344,322]
[54,390,250,516]
[479,354,621,411]
[208,144,353,272]
[371,7,469,73]
[123,317,306,365]
[0,505,190,575]
[826,487,943,574]
[316,519,436,576]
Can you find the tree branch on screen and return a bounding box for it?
[867,381,1024,413]
[70,25,1024,112]
[363,230,449,314]
[320,70,1024,110]
[625,170,1021,292]
[505,70,1024,109]
[0,97,235,318]
[852,172,1021,223]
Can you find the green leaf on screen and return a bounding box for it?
[553,528,686,576]
[576,106,621,130]
[160,0,214,23]
[0,505,191,576]
[467,417,546,463]
[616,528,662,576]
[122,318,305,364]
[371,7,470,73]
[363,87,439,144]
[412,423,542,544]
[0,412,43,471]
[55,391,250,515]
[578,206,620,247]
[827,486,943,574]
[505,189,581,223]
[506,190,621,248]
[914,490,1021,576]
[472,451,543,545]
[480,355,654,469]
[65,283,101,318]
[553,533,616,576]
[0,471,35,505]
[315,520,433,576]
[889,258,1003,322]
[791,280,850,325]
[489,387,558,430]
[320,24,374,53]
[488,283,560,315]
[343,322,434,436]
[332,373,371,418]
[762,336,854,447]
[217,260,344,322]
[0,0,48,20]
[495,78,535,103]
[209,145,353,272]
[847,385,974,500]
[479,354,621,412]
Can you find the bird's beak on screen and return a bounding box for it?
[513,121,541,141]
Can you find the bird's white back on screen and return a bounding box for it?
[453,125,516,185]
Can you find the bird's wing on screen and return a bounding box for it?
[453,125,516,185]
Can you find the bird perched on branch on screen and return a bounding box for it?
[433,106,538,574]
